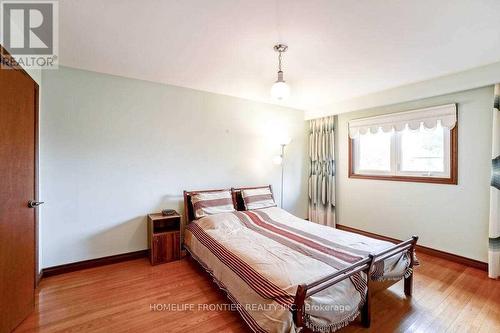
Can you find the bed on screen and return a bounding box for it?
[183,186,418,333]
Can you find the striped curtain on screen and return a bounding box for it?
[489,84,500,279]
[308,116,335,227]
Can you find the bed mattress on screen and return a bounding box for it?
[184,207,411,333]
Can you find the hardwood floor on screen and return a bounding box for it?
[15,252,499,333]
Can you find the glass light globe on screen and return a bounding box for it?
[271,81,290,100]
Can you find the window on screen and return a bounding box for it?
[356,130,392,172]
[348,105,457,184]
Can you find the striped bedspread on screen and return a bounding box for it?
[184,207,412,333]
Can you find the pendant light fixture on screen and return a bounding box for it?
[271,44,290,100]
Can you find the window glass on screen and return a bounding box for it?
[357,131,392,171]
[400,124,446,173]
[352,122,453,181]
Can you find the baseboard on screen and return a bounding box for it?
[336,224,488,272]
[41,250,148,278]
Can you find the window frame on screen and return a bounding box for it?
[348,124,458,185]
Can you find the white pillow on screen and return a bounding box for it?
[191,190,235,219]
[241,188,276,210]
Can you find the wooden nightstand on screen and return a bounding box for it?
[147,212,181,265]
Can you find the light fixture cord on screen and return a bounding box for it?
[278,51,283,72]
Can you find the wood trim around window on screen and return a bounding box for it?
[348,125,458,185]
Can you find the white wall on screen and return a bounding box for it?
[336,86,493,262]
[40,66,308,268]
[307,60,500,119]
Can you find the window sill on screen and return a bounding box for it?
[348,173,457,185]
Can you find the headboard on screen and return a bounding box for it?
[231,185,274,211]
[183,188,236,224]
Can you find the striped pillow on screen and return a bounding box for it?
[241,188,276,210]
[191,191,235,219]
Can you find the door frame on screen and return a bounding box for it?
[0,44,40,286]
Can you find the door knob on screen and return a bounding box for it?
[28,200,44,208]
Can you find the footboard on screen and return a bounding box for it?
[364,235,418,326]
[371,235,418,297]
[292,256,372,329]
[292,235,418,331]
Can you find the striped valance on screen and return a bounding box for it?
[348,104,457,139]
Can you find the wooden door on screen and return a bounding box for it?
[0,49,38,333]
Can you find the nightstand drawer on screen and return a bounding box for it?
[151,231,180,265]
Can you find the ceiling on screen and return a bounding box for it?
[59,0,500,111]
